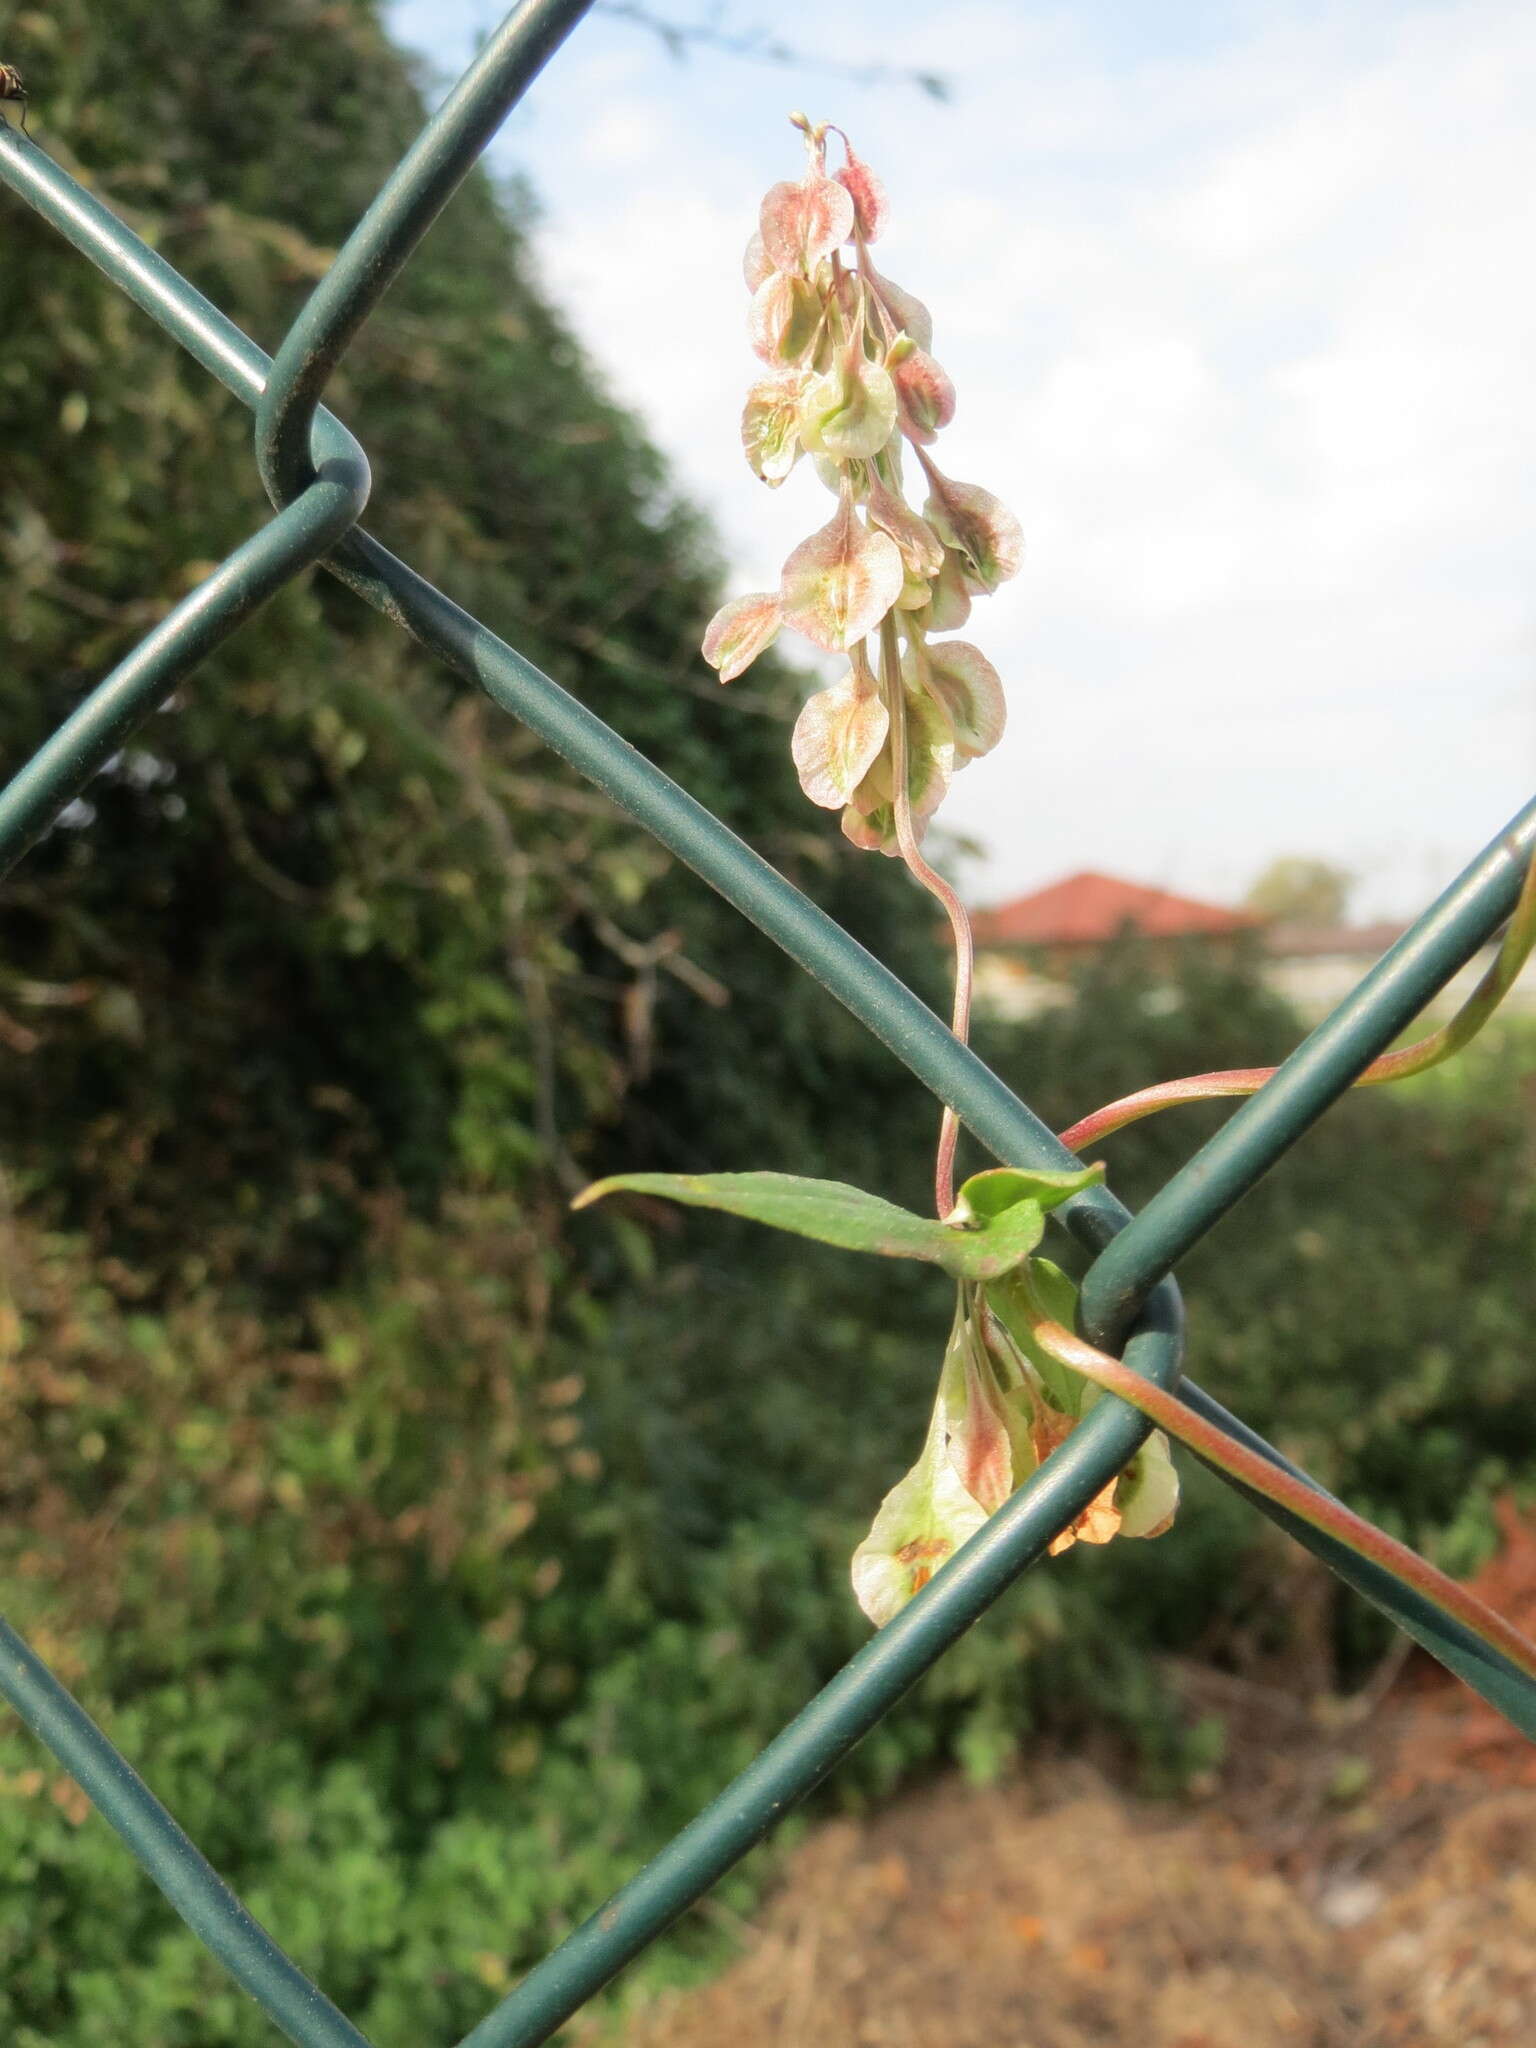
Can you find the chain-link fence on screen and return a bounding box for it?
[2,4,1534,2043]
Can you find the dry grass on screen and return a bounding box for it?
[609,1662,1536,2048]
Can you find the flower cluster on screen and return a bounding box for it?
[851,1259,1178,1626]
[703,116,1022,856]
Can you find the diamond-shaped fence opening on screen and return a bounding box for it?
[2,5,1534,2045]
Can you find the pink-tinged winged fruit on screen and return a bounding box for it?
[759,173,854,276]
[897,681,956,824]
[910,641,1006,763]
[1115,1434,1180,1540]
[917,549,973,632]
[741,374,804,486]
[710,116,1021,847]
[779,495,903,652]
[941,1311,1030,1515]
[835,142,889,241]
[840,803,891,854]
[702,591,782,682]
[791,666,890,809]
[865,474,945,579]
[748,271,822,367]
[923,472,1023,594]
[1028,1399,1125,1554]
[862,259,933,351]
[742,230,773,291]
[841,682,955,856]
[851,1343,989,1627]
[798,347,898,462]
[810,450,858,499]
[978,1260,1181,1556]
[681,123,1193,1646]
[888,337,956,444]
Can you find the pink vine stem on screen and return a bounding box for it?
[1010,1275,1536,1686]
[1059,843,1536,1155]
[882,615,972,1218]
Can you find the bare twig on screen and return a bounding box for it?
[598,2,952,101]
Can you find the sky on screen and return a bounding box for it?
[386,0,1536,919]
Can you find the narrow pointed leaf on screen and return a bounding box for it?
[573,1170,1055,1278]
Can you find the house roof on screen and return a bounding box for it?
[972,871,1258,948]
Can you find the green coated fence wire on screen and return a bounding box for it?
[2,5,1534,2045]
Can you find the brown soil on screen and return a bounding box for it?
[612,1659,1536,2048]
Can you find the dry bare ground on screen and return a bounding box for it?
[610,1552,1536,2048]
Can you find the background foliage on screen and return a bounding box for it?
[1,2,1532,2040]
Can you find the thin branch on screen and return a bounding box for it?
[598,3,953,101]
[208,764,324,907]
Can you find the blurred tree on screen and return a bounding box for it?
[0,0,945,1305]
[1244,855,1353,926]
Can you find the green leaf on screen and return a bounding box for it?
[572,1170,1054,1279]
[985,1258,1091,1416]
[952,1162,1104,1222]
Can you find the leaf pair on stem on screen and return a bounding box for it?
[575,1160,1536,1680]
[575,1162,1179,1625]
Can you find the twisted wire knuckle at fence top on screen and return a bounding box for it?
[2,5,1534,2043]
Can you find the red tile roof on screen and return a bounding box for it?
[972,871,1258,948]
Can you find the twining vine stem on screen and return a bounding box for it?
[882,612,973,1217]
[1011,1269,1536,1686]
[1060,840,1536,1152]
